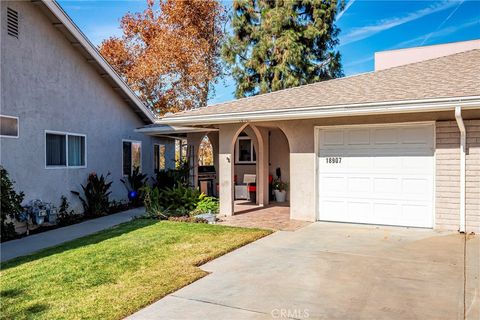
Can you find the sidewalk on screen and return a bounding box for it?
[1,207,144,262]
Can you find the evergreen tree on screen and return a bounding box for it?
[223,0,344,98]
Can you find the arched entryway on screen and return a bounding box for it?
[229,124,290,215]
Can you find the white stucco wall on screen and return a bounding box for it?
[0,1,174,211]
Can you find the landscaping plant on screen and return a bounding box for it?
[159,185,201,213]
[121,166,147,206]
[192,194,219,215]
[71,172,112,218]
[0,166,24,241]
[57,195,82,227]
[142,185,168,219]
[152,160,191,190]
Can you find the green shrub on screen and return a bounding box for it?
[0,166,24,241]
[57,195,82,227]
[121,167,147,206]
[71,172,112,218]
[192,194,219,215]
[142,185,202,219]
[141,185,166,219]
[159,185,201,212]
[152,160,191,190]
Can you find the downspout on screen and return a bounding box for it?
[454,107,466,233]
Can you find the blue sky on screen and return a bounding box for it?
[58,0,480,104]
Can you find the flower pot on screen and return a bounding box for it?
[274,190,286,202]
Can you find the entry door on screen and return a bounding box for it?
[317,123,434,228]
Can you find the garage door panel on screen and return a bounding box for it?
[373,128,398,144]
[318,124,434,228]
[347,129,370,145]
[373,177,400,194]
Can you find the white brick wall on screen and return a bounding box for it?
[435,120,480,232]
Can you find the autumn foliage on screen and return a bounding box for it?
[99,0,226,115]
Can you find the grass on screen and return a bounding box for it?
[0,220,271,320]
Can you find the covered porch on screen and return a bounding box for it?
[136,123,293,220]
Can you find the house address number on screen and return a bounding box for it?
[325,157,342,164]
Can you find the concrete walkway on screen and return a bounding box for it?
[127,222,479,320]
[1,207,144,262]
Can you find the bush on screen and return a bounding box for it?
[159,185,201,212]
[152,160,191,190]
[1,166,24,241]
[152,170,176,190]
[142,185,202,219]
[121,167,147,206]
[71,172,112,218]
[57,196,82,227]
[191,194,219,215]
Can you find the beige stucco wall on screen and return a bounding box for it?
[214,110,480,228]
[253,110,480,227]
[269,128,290,199]
[375,39,480,70]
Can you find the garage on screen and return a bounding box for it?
[317,123,435,228]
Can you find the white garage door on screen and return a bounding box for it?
[317,123,434,228]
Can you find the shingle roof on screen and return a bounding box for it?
[164,49,480,119]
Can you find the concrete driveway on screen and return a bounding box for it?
[128,222,479,320]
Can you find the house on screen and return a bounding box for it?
[0,0,176,213]
[142,40,480,233]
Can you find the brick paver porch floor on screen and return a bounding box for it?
[217,201,311,231]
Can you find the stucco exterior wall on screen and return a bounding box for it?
[269,128,290,200]
[0,1,174,211]
[375,39,480,71]
[435,120,480,233]
[254,110,480,228]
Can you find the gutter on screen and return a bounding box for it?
[455,107,466,233]
[156,96,480,125]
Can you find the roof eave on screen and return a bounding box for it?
[156,96,480,125]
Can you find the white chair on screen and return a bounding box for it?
[235,174,256,200]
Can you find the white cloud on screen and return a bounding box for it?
[421,0,465,45]
[336,0,356,22]
[392,18,479,49]
[340,1,457,46]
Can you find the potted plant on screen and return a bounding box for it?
[272,179,288,202]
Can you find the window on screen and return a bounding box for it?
[0,115,19,137]
[175,139,187,164]
[154,144,166,172]
[45,132,86,168]
[123,140,142,175]
[235,136,256,164]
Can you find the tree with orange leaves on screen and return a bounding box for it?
[99,0,226,115]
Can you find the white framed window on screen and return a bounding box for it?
[45,131,86,168]
[0,115,19,138]
[123,140,142,176]
[235,136,256,164]
[154,144,166,172]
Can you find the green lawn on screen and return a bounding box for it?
[0,220,271,320]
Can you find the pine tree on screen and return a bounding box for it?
[223,0,344,98]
